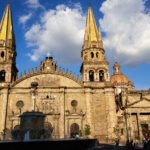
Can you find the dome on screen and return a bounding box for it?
[110,62,134,88]
[111,73,131,85]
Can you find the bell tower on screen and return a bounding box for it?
[0,4,18,85]
[80,6,110,84]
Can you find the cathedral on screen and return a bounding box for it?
[0,4,150,144]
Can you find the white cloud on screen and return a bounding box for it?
[25,4,85,64]
[26,0,44,9]
[19,13,32,24]
[99,0,150,66]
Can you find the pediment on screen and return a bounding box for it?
[13,73,82,88]
[128,98,150,108]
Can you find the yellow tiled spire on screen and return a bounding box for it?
[0,4,15,47]
[83,6,103,49]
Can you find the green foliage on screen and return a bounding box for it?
[84,124,91,136]
[79,130,82,136]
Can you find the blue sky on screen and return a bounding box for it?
[0,0,150,90]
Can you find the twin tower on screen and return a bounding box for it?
[0,4,132,88]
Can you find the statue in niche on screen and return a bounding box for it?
[115,92,124,112]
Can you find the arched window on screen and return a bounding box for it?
[91,52,94,58]
[99,70,104,81]
[89,70,94,81]
[1,51,4,58]
[96,52,99,58]
[0,70,6,82]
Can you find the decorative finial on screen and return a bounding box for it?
[32,68,34,74]
[20,72,22,78]
[47,52,50,57]
[7,0,11,4]
[16,74,18,80]
[88,1,91,7]
[24,71,26,77]
[28,69,31,75]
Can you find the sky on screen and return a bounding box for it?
[0,0,150,90]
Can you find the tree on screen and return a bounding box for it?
[84,124,91,137]
[79,130,82,137]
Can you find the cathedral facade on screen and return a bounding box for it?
[0,4,150,143]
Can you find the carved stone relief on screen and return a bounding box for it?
[34,76,60,86]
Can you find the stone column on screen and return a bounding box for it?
[59,88,65,138]
[59,87,68,138]
[137,113,142,140]
[129,113,137,140]
[127,112,132,139]
[84,88,93,135]
[104,89,117,142]
[0,88,9,140]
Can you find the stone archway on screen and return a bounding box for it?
[11,125,20,140]
[89,70,94,81]
[70,123,79,138]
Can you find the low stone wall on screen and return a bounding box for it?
[0,138,97,150]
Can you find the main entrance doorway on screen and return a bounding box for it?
[141,124,149,139]
[70,123,79,138]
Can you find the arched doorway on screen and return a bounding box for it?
[70,123,79,138]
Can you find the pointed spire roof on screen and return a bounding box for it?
[83,6,103,49]
[0,4,15,47]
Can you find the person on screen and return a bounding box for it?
[134,139,139,149]
[147,138,150,150]
[71,132,75,138]
[129,139,134,150]
[115,138,119,146]
[126,139,134,150]
[143,138,148,150]
[126,139,130,150]
[75,133,80,140]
